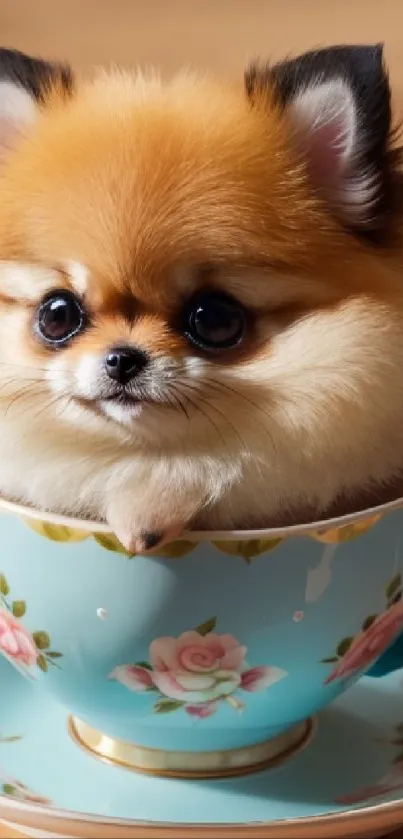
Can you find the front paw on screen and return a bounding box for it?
[106,506,185,555]
[133,524,185,555]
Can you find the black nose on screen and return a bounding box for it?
[104,346,148,384]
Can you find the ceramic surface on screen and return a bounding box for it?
[1,497,403,767]
[1,657,403,837]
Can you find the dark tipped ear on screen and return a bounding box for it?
[0,48,74,161]
[245,44,399,242]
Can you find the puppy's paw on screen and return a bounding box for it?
[133,524,185,555]
[106,503,186,555]
[105,474,210,556]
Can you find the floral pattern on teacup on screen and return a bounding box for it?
[0,733,52,805]
[109,616,287,717]
[322,572,403,683]
[1,777,52,805]
[0,573,62,676]
[0,608,37,668]
[212,539,283,563]
[310,515,381,544]
[0,734,21,744]
[22,510,385,561]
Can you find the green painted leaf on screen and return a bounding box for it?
[388,591,402,607]
[151,541,196,559]
[195,616,217,636]
[0,574,9,596]
[37,654,48,672]
[3,783,16,796]
[336,637,354,657]
[213,538,282,562]
[135,660,152,670]
[362,614,377,631]
[336,525,367,543]
[0,735,22,743]
[153,699,185,714]
[24,519,89,542]
[385,573,402,600]
[33,631,51,650]
[239,540,264,564]
[93,533,133,556]
[47,651,63,659]
[321,656,339,664]
[12,600,26,618]
[241,538,283,562]
[46,657,61,669]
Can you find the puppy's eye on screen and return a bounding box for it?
[183,292,246,351]
[36,290,86,346]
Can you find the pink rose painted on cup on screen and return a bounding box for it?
[0,573,63,675]
[0,607,38,667]
[109,617,287,717]
[148,631,246,703]
[325,601,403,684]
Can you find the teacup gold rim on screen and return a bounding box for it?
[67,715,315,779]
[1,785,403,838]
[0,492,403,543]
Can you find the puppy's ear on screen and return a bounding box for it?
[245,44,399,241]
[0,48,74,161]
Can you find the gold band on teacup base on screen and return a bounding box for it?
[67,716,315,780]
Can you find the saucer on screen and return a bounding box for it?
[1,660,403,838]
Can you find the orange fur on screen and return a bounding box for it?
[0,72,397,298]
[0,55,402,548]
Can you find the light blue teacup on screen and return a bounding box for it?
[1,496,403,779]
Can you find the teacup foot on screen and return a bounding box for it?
[67,716,316,779]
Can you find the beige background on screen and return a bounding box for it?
[1,1,403,837]
[0,0,403,92]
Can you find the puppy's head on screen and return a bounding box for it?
[0,45,401,518]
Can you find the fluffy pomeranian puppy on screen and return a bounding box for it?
[0,43,402,552]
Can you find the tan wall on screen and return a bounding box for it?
[2,0,403,94]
